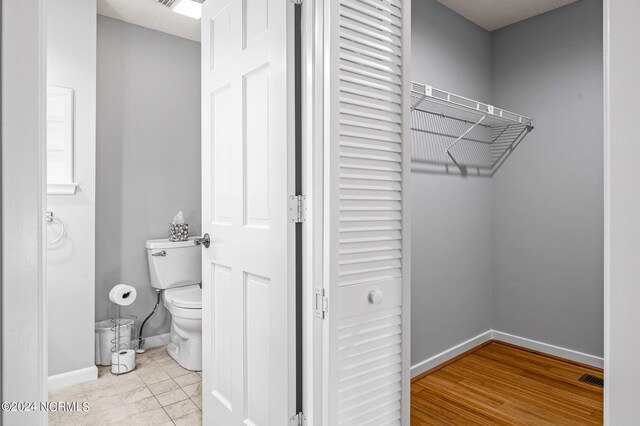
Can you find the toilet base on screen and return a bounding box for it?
[166,324,202,371]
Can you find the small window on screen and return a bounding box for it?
[47,86,78,195]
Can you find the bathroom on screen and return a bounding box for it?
[46,0,203,423]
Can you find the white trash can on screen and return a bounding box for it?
[95,319,135,366]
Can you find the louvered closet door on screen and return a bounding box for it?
[323,0,411,425]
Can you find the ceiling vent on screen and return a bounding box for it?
[157,0,205,6]
[157,0,205,19]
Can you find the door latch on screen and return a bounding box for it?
[314,288,328,319]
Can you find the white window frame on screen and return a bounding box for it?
[46,85,78,195]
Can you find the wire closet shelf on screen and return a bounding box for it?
[411,82,534,175]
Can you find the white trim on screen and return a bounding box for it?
[49,332,171,392]
[411,330,604,379]
[142,332,171,350]
[603,0,611,424]
[47,182,78,195]
[1,1,48,424]
[400,0,412,423]
[48,366,98,392]
[410,330,493,378]
[492,331,604,369]
[302,0,325,424]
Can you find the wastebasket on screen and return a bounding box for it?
[95,318,135,366]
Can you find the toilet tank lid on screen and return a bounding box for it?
[146,237,197,250]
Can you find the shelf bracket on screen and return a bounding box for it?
[445,115,486,162]
[489,125,532,176]
[411,85,432,111]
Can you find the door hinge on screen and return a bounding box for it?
[289,412,306,426]
[288,195,307,223]
[314,288,328,319]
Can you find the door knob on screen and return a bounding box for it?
[368,290,383,305]
[194,233,211,248]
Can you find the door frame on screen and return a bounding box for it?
[300,0,324,424]
[1,0,48,424]
[602,0,640,424]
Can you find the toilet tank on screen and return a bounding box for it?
[146,237,202,290]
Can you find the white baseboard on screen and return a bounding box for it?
[411,329,604,378]
[48,365,98,392]
[411,330,493,378]
[49,334,171,391]
[492,330,604,369]
[141,332,171,350]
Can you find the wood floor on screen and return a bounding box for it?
[411,341,603,425]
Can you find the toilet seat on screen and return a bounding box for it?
[170,286,201,309]
[164,285,202,319]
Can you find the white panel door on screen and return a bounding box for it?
[201,0,296,425]
[322,0,411,424]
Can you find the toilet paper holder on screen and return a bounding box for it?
[110,303,137,375]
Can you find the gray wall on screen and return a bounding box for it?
[491,0,604,357]
[96,16,201,338]
[47,0,97,377]
[411,0,494,365]
[411,0,604,366]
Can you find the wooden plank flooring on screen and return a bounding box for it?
[411,341,603,425]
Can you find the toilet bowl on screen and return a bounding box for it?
[146,238,202,371]
[163,285,202,370]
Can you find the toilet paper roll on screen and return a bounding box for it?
[111,349,136,374]
[109,284,137,306]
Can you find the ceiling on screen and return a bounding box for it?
[97,0,201,42]
[97,0,579,43]
[436,0,579,31]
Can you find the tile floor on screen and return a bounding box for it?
[49,347,202,425]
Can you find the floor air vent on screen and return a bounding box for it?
[579,374,604,387]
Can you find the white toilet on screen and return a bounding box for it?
[146,237,202,371]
